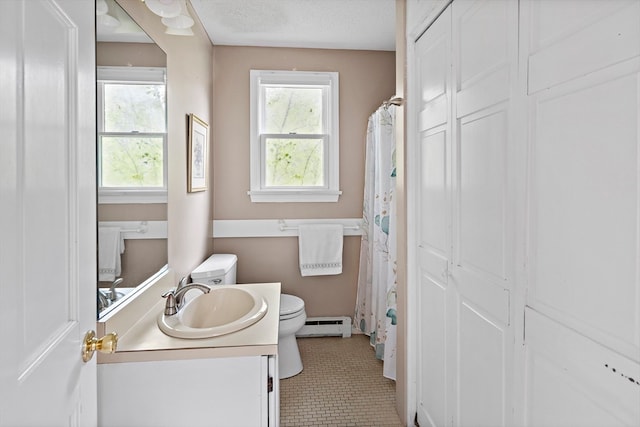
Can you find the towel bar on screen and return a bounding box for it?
[278,220,360,232]
[118,221,148,234]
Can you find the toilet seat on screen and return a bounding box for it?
[280,294,305,320]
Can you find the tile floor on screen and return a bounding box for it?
[279,334,404,427]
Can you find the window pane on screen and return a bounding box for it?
[264,87,323,134]
[101,136,164,187]
[104,83,166,132]
[265,138,324,187]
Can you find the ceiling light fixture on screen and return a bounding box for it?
[96,0,120,31]
[144,0,181,19]
[143,0,194,36]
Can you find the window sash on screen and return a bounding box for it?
[96,66,167,202]
[97,132,167,190]
[259,84,329,134]
[97,82,166,134]
[260,134,329,189]
[249,70,340,202]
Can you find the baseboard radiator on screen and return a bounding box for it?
[296,316,352,338]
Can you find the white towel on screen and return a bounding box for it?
[298,224,343,277]
[98,227,125,282]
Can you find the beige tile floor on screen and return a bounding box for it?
[279,335,404,427]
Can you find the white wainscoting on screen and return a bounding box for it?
[212,218,363,238]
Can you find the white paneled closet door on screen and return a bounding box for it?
[520,0,640,425]
[451,1,518,426]
[414,0,517,426]
[412,0,640,425]
[415,5,453,427]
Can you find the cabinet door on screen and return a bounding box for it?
[522,0,640,425]
[98,356,270,427]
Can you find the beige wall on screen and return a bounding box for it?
[98,204,167,287]
[395,0,408,423]
[117,0,214,281]
[211,46,395,317]
[96,41,166,67]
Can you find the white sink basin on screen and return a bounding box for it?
[157,286,268,339]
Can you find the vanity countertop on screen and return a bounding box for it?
[97,272,281,363]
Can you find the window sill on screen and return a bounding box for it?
[98,190,167,204]
[247,190,342,203]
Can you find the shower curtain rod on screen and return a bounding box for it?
[381,96,404,109]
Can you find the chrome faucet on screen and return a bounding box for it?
[106,277,124,302]
[161,282,210,316]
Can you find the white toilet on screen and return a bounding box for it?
[278,293,306,378]
[191,254,307,379]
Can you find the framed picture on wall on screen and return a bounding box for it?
[187,113,208,192]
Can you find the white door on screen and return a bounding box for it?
[0,1,97,426]
[414,1,517,425]
[414,5,454,427]
[450,1,517,426]
[521,0,640,425]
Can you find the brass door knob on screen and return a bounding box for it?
[82,330,118,362]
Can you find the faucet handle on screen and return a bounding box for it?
[176,276,189,291]
[161,290,177,316]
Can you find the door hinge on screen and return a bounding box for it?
[267,376,273,393]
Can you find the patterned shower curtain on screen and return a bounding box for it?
[354,104,397,380]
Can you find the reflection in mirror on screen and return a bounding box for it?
[96,0,168,318]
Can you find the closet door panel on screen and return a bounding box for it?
[418,13,449,132]
[524,309,639,427]
[418,274,448,427]
[522,0,640,424]
[420,131,448,261]
[452,1,517,425]
[459,301,508,427]
[456,0,511,117]
[457,108,507,281]
[457,0,508,85]
[452,0,516,284]
[530,72,640,357]
[527,0,640,94]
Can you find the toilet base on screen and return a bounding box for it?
[278,333,303,379]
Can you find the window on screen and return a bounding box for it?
[97,66,167,203]
[249,70,340,202]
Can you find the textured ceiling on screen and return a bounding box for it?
[189,0,396,51]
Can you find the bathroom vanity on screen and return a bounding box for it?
[97,269,281,427]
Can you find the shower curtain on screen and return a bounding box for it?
[354,104,397,380]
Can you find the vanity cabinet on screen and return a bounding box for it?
[98,354,278,427]
[96,277,281,427]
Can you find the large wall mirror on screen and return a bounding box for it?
[96,0,168,317]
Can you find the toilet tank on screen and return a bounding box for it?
[191,254,237,286]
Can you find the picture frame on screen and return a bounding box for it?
[187,113,209,192]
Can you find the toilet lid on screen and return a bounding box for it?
[280,294,305,317]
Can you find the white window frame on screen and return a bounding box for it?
[97,66,167,204]
[249,70,341,202]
